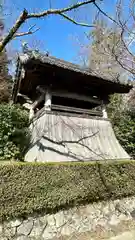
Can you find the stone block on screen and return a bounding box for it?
[77,220,92,233]
[0,224,3,234]
[103,205,110,216]
[131,209,135,219]
[30,218,47,237]
[3,226,16,238]
[0,238,8,240]
[17,220,33,236]
[42,225,57,239]
[39,215,47,224]
[47,215,56,226]
[115,202,129,216]
[60,224,75,236]
[10,219,22,227]
[16,236,30,240]
[54,211,67,228]
[109,214,120,226]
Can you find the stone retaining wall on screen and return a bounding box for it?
[1,196,135,240]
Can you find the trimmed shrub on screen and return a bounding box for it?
[0,160,135,221]
[0,104,30,161]
[114,112,135,158]
[107,94,135,158]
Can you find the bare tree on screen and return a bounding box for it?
[71,0,135,82]
[0,0,123,53]
[88,17,127,80]
[103,0,135,106]
[0,1,97,52]
[0,5,11,102]
[1,0,134,75]
[100,0,135,78]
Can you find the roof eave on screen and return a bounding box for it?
[18,53,133,89]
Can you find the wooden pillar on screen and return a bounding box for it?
[102,104,108,119]
[29,108,35,120]
[44,89,52,111]
[29,94,44,120]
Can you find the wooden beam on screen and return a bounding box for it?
[32,94,44,110]
[52,90,101,105]
[17,93,32,104]
[36,86,102,105]
[51,104,103,116]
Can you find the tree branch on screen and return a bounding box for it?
[0,9,28,52]
[116,0,135,59]
[0,0,120,53]
[27,0,95,19]
[14,26,40,38]
[130,0,135,22]
[109,0,135,75]
[59,13,95,27]
[94,1,120,27]
[0,0,97,52]
[112,49,135,75]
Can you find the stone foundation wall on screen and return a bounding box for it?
[1,196,135,240]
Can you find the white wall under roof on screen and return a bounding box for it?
[25,111,130,162]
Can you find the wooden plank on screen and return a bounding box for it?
[51,104,103,116]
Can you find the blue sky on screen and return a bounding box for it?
[4,0,117,64]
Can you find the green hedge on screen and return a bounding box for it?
[1,161,135,222]
[0,104,29,161]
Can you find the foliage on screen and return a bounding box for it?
[108,94,135,158]
[0,160,135,221]
[107,94,125,124]
[128,88,135,112]
[113,111,135,158]
[0,103,30,161]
